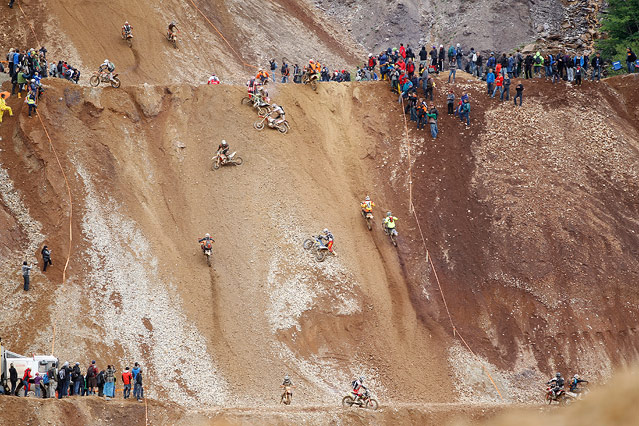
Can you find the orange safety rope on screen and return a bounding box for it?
[399,92,504,401]
[185,0,258,71]
[17,3,42,47]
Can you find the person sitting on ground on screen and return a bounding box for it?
[198,233,215,252]
[360,196,375,216]
[207,73,220,85]
[99,59,116,82]
[268,103,286,126]
[217,140,230,163]
[318,228,335,254]
[122,21,133,38]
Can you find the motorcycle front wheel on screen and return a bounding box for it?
[232,156,243,166]
[127,38,132,48]
[111,77,121,88]
[89,75,100,87]
[365,217,372,231]
[365,398,379,410]
[302,239,314,250]
[277,123,289,134]
[257,106,270,116]
[206,254,211,267]
[342,395,354,408]
[390,234,397,247]
[241,96,251,106]
[212,160,220,170]
[254,120,265,131]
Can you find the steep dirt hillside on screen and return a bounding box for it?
[1,0,364,84]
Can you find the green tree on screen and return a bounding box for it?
[597,0,639,65]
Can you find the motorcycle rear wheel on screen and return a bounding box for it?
[257,106,270,116]
[310,79,318,91]
[365,398,379,410]
[302,239,314,250]
[89,75,100,87]
[111,77,121,88]
[342,395,354,408]
[254,120,265,131]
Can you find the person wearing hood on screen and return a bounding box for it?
[58,361,71,398]
[429,46,438,72]
[419,46,428,67]
[41,245,52,271]
[438,45,445,72]
[533,51,544,77]
[627,47,638,73]
[132,362,142,400]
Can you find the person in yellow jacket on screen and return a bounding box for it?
[26,91,37,118]
[360,196,375,215]
[0,93,14,123]
[383,212,398,236]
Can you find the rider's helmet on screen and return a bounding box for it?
[359,376,364,382]
[272,103,278,109]
[365,196,370,201]
[221,140,228,146]
[387,211,392,217]
[125,21,129,25]
[573,374,579,379]
[556,372,562,378]
[104,59,109,63]
[171,21,176,26]
[284,374,289,380]
[309,59,314,64]
[323,228,329,234]
[205,233,210,238]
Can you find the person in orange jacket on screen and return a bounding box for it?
[256,68,270,84]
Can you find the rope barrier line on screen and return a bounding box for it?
[17,3,42,47]
[398,88,503,401]
[185,0,258,71]
[144,395,149,425]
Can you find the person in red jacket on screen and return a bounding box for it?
[22,368,33,396]
[491,74,504,98]
[122,367,133,399]
[399,43,406,59]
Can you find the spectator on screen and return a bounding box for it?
[34,373,42,398]
[104,365,116,400]
[41,245,52,271]
[455,43,463,69]
[21,261,33,291]
[501,75,511,101]
[22,367,32,396]
[514,83,524,106]
[475,52,483,78]
[447,89,455,114]
[459,98,471,127]
[9,363,18,395]
[26,90,37,118]
[438,44,445,72]
[515,49,523,78]
[47,364,57,399]
[575,65,582,86]
[135,368,144,402]
[469,48,477,75]
[122,367,133,399]
[417,101,427,130]
[281,62,290,83]
[132,362,141,399]
[447,59,456,83]
[97,367,105,397]
[591,52,602,81]
[426,106,438,139]
[524,53,533,79]
[72,362,81,395]
[418,46,428,68]
[41,371,49,397]
[0,93,13,124]
[533,51,544,77]
[486,69,495,95]
[627,48,637,73]
[425,75,434,101]
[87,360,98,395]
[58,361,71,398]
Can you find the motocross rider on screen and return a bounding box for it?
[122,21,133,38]
[360,196,375,216]
[318,228,334,254]
[569,374,588,393]
[217,140,230,164]
[168,21,178,40]
[268,103,286,126]
[352,376,367,401]
[280,374,295,403]
[547,372,565,399]
[383,212,398,235]
[99,59,116,82]
[198,233,215,253]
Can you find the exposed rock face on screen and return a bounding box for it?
[315,0,604,54]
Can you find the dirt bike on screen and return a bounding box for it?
[302,72,320,91]
[212,151,243,170]
[280,385,294,405]
[167,30,178,49]
[545,386,572,405]
[254,115,289,134]
[201,245,212,267]
[383,223,398,246]
[122,31,133,47]
[302,236,335,262]
[89,72,121,88]
[241,94,271,116]
[361,210,373,231]
[342,389,378,410]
